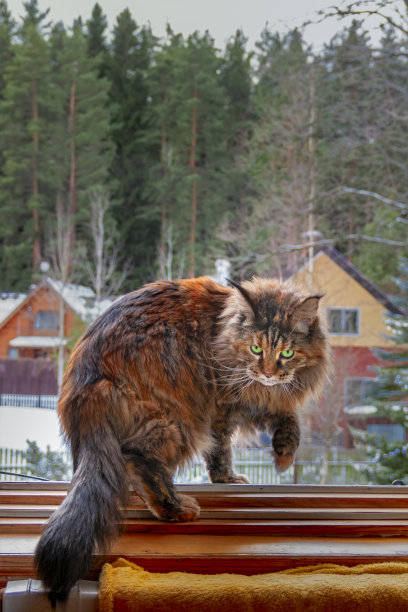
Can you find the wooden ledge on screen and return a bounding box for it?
[1,482,408,586]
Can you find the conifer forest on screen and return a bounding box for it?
[0,0,407,295]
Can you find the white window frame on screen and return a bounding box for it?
[327,307,360,336]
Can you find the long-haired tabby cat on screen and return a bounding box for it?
[35,276,329,604]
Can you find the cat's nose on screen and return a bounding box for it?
[264,371,274,378]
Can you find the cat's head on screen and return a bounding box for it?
[215,277,328,394]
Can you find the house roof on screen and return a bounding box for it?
[0,293,26,325]
[0,279,114,333]
[316,246,406,316]
[45,278,113,322]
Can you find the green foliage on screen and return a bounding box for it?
[146,28,231,278]
[86,3,108,60]
[0,0,52,289]
[107,9,158,287]
[25,439,71,481]
[0,4,407,292]
[0,1,15,96]
[353,258,408,484]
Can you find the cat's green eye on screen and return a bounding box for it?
[281,349,294,359]
[250,345,263,355]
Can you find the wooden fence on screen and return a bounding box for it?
[0,358,58,395]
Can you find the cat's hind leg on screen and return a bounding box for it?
[121,409,200,522]
[126,455,200,521]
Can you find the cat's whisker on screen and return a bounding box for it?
[207,352,247,371]
[288,378,305,393]
[197,357,248,378]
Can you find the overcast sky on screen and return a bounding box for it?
[6,0,382,51]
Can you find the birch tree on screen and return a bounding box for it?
[84,187,128,305]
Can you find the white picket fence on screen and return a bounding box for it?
[0,447,72,481]
[0,447,28,479]
[173,447,373,485]
[0,394,376,484]
[1,444,375,483]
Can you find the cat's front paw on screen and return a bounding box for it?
[211,472,249,484]
[230,473,250,484]
[273,452,294,473]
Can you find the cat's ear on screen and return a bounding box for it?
[291,295,322,333]
[227,278,256,313]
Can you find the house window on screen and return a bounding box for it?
[345,378,378,406]
[366,423,405,443]
[7,347,18,359]
[34,310,59,330]
[327,308,359,334]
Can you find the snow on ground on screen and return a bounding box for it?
[0,405,65,452]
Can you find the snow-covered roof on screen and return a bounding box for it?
[45,278,113,322]
[0,293,26,325]
[9,336,68,348]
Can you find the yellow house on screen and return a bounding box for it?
[292,247,402,348]
[292,247,406,446]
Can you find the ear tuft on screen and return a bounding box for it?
[292,295,322,333]
[227,278,256,314]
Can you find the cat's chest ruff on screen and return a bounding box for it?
[237,383,289,412]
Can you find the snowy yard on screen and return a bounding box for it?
[0,405,64,453]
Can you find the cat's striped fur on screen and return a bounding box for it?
[35,276,329,604]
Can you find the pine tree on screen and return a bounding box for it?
[146,27,184,278]
[0,1,15,97]
[148,30,229,278]
[230,29,314,277]
[46,19,113,280]
[316,22,382,261]
[107,9,158,288]
[86,2,109,75]
[0,0,52,289]
[218,30,253,279]
[352,27,408,288]
[355,258,408,484]
[25,439,70,480]
[0,1,15,216]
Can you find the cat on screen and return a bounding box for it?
[35,276,329,604]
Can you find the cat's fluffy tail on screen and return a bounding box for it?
[34,428,128,607]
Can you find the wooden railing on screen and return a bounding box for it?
[1,481,408,591]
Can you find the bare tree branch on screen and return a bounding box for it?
[279,234,407,253]
[335,186,408,211]
[229,233,407,268]
[86,187,129,302]
[320,1,408,36]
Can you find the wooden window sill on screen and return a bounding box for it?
[1,482,408,587]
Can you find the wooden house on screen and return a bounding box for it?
[292,246,406,446]
[0,279,103,360]
[0,280,112,394]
